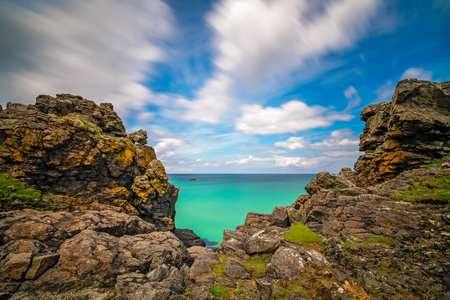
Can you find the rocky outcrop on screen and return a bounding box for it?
[354,79,450,186]
[0,94,178,231]
[0,209,193,299]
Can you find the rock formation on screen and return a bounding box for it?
[354,79,450,186]
[0,94,178,231]
[0,209,193,299]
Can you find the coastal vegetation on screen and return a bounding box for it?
[391,169,450,203]
[0,173,60,211]
[283,222,324,247]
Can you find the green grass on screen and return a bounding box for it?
[209,254,228,278]
[0,173,60,211]
[365,236,393,244]
[210,285,230,298]
[283,222,324,246]
[242,254,271,279]
[341,241,362,249]
[391,170,450,203]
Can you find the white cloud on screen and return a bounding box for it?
[376,80,395,102]
[208,0,380,87]
[0,1,173,115]
[177,0,381,124]
[153,137,185,159]
[177,73,233,123]
[275,129,359,151]
[274,137,309,151]
[400,68,433,81]
[343,86,361,110]
[236,101,352,135]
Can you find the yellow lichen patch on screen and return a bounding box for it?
[422,113,430,120]
[106,186,131,199]
[385,140,399,150]
[66,151,86,167]
[112,147,135,169]
[96,137,125,154]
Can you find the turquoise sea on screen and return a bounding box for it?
[169,174,314,247]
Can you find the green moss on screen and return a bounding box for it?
[210,285,230,298]
[0,173,60,211]
[242,254,271,279]
[341,241,363,249]
[57,116,103,136]
[283,222,324,247]
[365,236,393,244]
[390,170,450,203]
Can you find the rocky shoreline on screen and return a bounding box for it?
[1,79,449,299]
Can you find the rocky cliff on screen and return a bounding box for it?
[354,79,450,186]
[0,94,178,231]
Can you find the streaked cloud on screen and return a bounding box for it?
[0,0,174,115]
[344,86,362,110]
[236,101,352,135]
[400,68,433,81]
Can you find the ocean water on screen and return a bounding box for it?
[169,174,314,247]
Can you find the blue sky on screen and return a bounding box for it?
[1,0,449,173]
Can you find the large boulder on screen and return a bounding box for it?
[354,79,450,186]
[270,247,305,281]
[0,94,178,231]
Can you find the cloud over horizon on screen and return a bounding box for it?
[0,0,174,115]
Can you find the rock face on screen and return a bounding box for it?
[0,94,178,231]
[354,79,450,186]
[0,209,193,299]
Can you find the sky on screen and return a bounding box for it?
[1,0,449,174]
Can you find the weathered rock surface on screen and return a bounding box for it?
[0,209,193,299]
[305,171,355,195]
[0,94,178,230]
[354,79,450,186]
[270,247,305,281]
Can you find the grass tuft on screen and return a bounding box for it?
[210,285,230,298]
[283,222,324,247]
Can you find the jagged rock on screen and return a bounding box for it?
[224,258,250,279]
[354,79,450,186]
[187,247,221,264]
[128,129,148,145]
[286,206,304,224]
[271,247,305,281]
[0,210,192,298]
[304,250,331,270]
[255,277,276,299]
[244,229,282,254]
[25,254,60,280]
[217,229,248,258]
[339,167,356,184]
[0,252,33,281]
[305,171,355,195]
[190,286,215,300]
[215,277,236,288]
[189,259,214,280]
[0,94,178,231]
[244,212,273,226]
[271,206,290,227]
[175,229,206,248]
